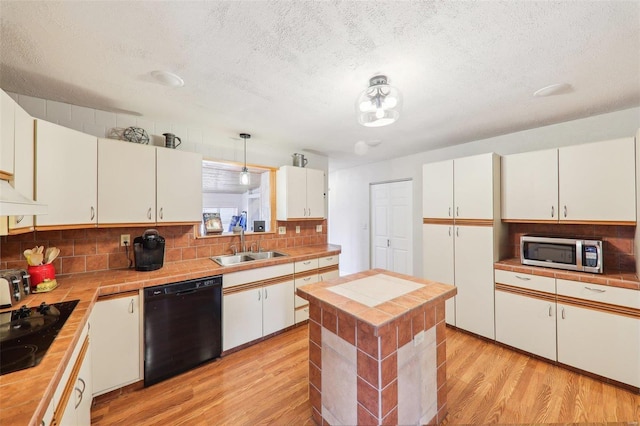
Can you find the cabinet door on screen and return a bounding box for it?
[559,138,636,222]
[277,166,306,219]
[98,139,156,224]
[501,149,558,221]
[495,291,556,360]
[156,147,203,223]
[74,339,93,426]
[263,280,295,336]
[91,295,141,395]
[423,224,455,325]
[454,225,495,339]
[306,168,325,218]
[453,153,497,220]
[422,160,453,219]
[557,304,639,387]
[223,288,262,351]
[9,104,35,230]
[35,120,97,227]
[1,90,15,174]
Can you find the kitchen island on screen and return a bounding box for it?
[296,269,456,425]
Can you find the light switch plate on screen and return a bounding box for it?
[295,226,301,234]
[316,225,322,233]
[278,226,286,235]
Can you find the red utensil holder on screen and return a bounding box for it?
[28,263,56,288]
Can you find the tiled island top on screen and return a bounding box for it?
[296,269,457,425]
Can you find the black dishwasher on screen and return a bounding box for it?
[143,275,222,386]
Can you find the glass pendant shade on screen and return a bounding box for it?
[239,167,250,185]
[356,75,402,127]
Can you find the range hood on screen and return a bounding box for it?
[0,179,47,216]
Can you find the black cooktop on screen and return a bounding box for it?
[0,300,79,376]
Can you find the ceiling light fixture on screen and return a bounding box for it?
[151,70,184,87]
[356,75,402,127]
[533,83,572,97]
[239,133,251,185]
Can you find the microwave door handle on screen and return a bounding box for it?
[576,240,583,270]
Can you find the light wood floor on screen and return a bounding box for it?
[92,325,640,425]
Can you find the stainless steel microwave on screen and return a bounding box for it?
[520,235,603,274]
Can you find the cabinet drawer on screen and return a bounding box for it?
[295,306,310,323]
[223,263,294,288]
[556,279,640,310]
[295,274,317,308]
[318,255,339,268]
[295,258,319,273]
[494,270,555,294]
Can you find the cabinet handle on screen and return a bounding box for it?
[387,239,390,247]
[264,288,268,299]
[303,261,311,265]
[456,227,459,237]
[308,207,311,216]
[448,207,451,217]
[303,277,311,281]
[456,206,459,217]
[258,290,261,301]
[551,206,554,218]
[74,378,86,408]
[448,227,451,237]
[90,206,95,220]
[563,205,567,218]
[561,307,566,319]
[548,305,552,317]
[147,208,152,220]
[159,207,163,220]
[129,298,134,313]
[16,215,24,224]
[585,286,606,293]
[515,275,531,281]
[326,257,333,261]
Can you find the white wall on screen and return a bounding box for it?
[329,107,640,276]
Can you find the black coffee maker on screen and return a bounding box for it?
[133,229,165,271]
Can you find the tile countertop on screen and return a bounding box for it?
[495,258,640,291]
[0,244,341,426]
[296,269,457,330]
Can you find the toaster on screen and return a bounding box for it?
[0,276,12,309]
[0,269,31,309]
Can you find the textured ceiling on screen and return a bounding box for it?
[1,1,639,169]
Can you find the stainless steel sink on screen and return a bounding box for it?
[210,251,288,266]
[247,251,288,260]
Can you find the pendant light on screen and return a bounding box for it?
[239,133,251,185]
[356,75,402,127]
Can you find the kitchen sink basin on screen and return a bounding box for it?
[210,251,288,266]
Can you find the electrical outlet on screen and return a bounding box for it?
[316,225,322,233]
[120,234,131,246]
[295,226,300,234]
[278,226,286,235]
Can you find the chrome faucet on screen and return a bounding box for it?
[230,244,238,255]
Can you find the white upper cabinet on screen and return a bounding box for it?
[1,90,16,174]
[8,102,35,231]
[558,137,636,223]
[501,149,558,221]
[98,138,156,224]
[502,137,636,223]
[453,153,498,220]
[156,147,203,223]
[423,153,498,220]
[35,120,98,228]
[277,166,325,220]
[422,160,453,219]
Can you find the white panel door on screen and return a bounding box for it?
[454,225,495,339]
[306,167,325,219]
[422,160,453,219]
[371,180,413,274]
[422,224,455,325]
[98,138,156,224]
[501,149,558,221]
[262,280,295,336]
[559,137,636,222]
[453,153,496,220]
[223,288,263,351]
[35,120,97,227]
[156,147,203,222]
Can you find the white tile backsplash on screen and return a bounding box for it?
[115,113,137,129]
[95,110,117,127]
[71,105,96,124]
[46,99,72,123]
[82,123,107,138]
[17,94,46,119]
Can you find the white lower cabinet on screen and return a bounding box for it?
[223,281,294,351]
[422,224,455,325]
[494,271,640,388]
[91,293,141,396]
[51,323,92,426]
